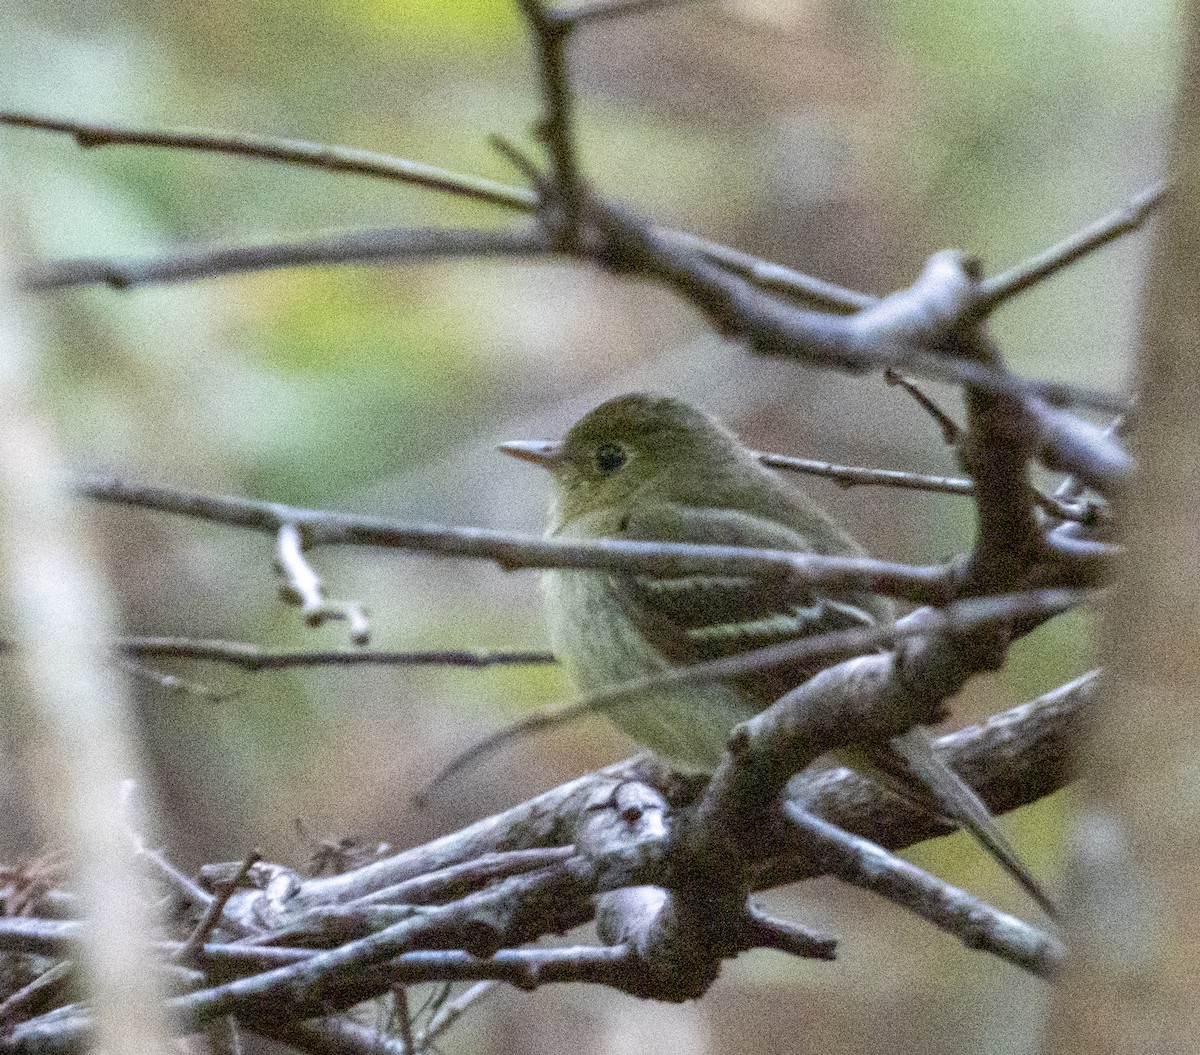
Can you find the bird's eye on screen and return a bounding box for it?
[594,443,627,475]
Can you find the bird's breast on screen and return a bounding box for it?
[542,567,756,772]
[542,568,660,687]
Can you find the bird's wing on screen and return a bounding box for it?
[610,502,884,704]
[614,509,1057,915]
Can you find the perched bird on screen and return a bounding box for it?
[500,391,1054,915]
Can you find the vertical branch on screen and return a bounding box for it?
[516,0,583,241]
[0,206,173,1054]
[960,388,1041,589]
[1045,9,1200,1055]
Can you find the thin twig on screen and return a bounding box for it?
[743,905,837,961]
[884,368,962,444]
[0,961,73,1023]
[0,672,1090,1035]
[0,111,537,209]
[414,981,498,1050]
[760,452,1097,522]
[590,195,1131,417]
[763,453,979,499]
[116,637,556,671]
[975,181,1168,313]
[516,0,584,242]
[135,847,210,910]
[756,450,974,495]
[24,228,550,291]
[2,947,649,1053]
[0,110,866,311]
[561,0,698,25]
[79,476,955,604]
[673,230,871,312]
[272,1018,409,1055]
[1053,411,1129,504]
[129,842,258,940]
[4,110,1161,339]
[353,847,577,907]
[783,805,1064,977]
[274,524,370,644]
[414,588,1086,803]
[174,851,261,963]
[388,988,416,1055]
[0,916,310,965]
[762,448,1097,523]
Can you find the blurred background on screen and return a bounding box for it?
[0,0,1173,1052]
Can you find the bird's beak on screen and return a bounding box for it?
[497,439,565,470]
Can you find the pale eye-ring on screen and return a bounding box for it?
[594,443,627,475]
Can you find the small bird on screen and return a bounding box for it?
[500,392,1054,915]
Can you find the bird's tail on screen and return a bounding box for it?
[870,726,1058,919]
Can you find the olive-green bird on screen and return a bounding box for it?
[500,392,1054,916]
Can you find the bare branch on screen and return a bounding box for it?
[672,229,871,312]
[353,847,576,908]
[275,523,370,644]
[1024,396,1133,498]
[0,916,311,965]
[590,197,1130,421]
[0,961,74,1024]
[271,1018,409,1055]
[172,860,603,1028]
[756,450,977,495]
[2,110,1160,332]
[4,946,649,1055]
[0,111,866,311]
[782,805,1064,978]
[516,0,584,241]
[116,636,555,671]
[416,588,1087,803]
[0,674,1090,1055]
[127,829,260,941]
[759,450,1097,523]
[0,110,537,210]
[24,227,550,291]
[1053,410,1128,504]
[412,981,498,1050]
[975,181,1168,314]
[883,368,963,443]
[79,476,956,604]
[261,848,582,947]
[174,851,262,963]
[279,669,1093,921]
[560,0,698,26]
[742,905,837,961]
[757,671,1095,890]
[389,988,416,1055]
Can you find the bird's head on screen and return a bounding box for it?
[499,393,751,529]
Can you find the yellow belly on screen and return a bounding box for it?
[543,568,756,771]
